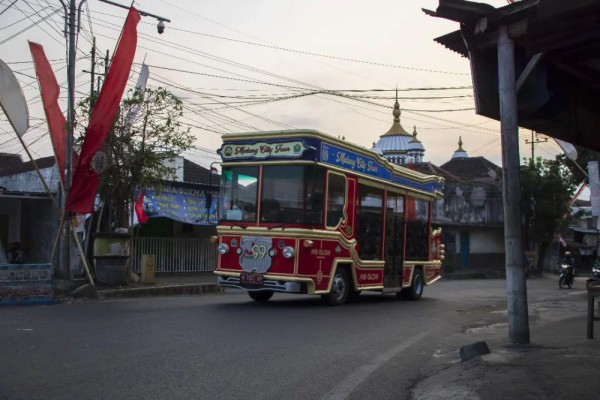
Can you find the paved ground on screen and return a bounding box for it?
[410,273,600,400]
[30,270,600,399]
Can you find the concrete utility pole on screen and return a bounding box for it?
[525,130,548,161]
[497,26,530,344]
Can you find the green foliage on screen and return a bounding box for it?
[521,157,578,244]
[75,87,195,229]
[556,146,600,185]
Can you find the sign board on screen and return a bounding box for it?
[218,141,308,161]
[0,264,54,305]
[143,185,218,225]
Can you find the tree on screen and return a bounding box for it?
[557,146,600,185]
[75,87,195,230]
[520,157,578,269]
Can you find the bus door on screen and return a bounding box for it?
[384,192,404,288]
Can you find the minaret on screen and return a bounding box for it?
[451,136,469,159]
[407,125,425,163]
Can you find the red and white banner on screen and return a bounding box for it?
[28,42,68,184]
[66,7,141,213]
[134,191,149,224]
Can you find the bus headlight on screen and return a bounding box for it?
[282,246,295,259]
[218,243,230,255]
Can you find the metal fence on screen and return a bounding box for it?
[130,237,216,273]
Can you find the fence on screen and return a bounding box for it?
[130,237,215,273]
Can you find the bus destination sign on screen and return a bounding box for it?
[219,141,308,160]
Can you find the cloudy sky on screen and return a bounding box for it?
[0,0,564,169]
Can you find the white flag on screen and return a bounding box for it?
[0,59,29,137]
[126,63,149,127]
[555,138,577,161]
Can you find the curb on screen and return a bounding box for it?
[96,283,224,299]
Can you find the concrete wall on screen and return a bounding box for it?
[470,228,504,253]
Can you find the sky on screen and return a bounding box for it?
[0,0,566,170]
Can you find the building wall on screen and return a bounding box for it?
[441,226,505,271]
[163,156,185,181]
[0,198,21,244]
[21,199,59,263]
[434,182,503,225]
[471,228,504,253]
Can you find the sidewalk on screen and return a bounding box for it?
[91,272,223,299]
[410,273,600,400]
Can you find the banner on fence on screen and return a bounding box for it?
[141,186,218,225]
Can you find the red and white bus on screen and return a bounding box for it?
[213,129,444,305]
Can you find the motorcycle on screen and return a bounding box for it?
[559,263,574,289]
[593,263,600,279]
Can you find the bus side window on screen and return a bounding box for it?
[326,173,346,227]
[405,197,430,260]
[356,184,384,260]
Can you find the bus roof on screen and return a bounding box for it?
[219,129,443,199]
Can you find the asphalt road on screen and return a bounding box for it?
[0,277,564,400]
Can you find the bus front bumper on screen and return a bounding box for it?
[217,275,304,293]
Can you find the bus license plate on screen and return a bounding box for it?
[240,272,264,285]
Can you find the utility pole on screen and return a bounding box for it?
[89,37,96,109]
[56,0,170,282]
[498,25,530,344]
[525,130,548,161]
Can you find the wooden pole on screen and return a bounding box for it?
[71,229,95,287]
[50,212,65,264]
[498,25,530,344]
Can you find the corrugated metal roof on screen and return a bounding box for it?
[429,0,600,153]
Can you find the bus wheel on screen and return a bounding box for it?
[397,268,424,301]
[248,291,274,303]
[323,268,350,306]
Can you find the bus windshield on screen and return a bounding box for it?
[261,165,324,225]
[219,166,259,222]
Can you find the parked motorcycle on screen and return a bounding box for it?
[559,263,574,288]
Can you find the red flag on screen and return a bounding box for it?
[66,7,141,213]
[29,42,68,184]
[135,192,149,224]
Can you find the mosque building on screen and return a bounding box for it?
[371,94,425,165]
[368,97,505,274]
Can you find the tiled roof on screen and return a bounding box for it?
[0,155,55,177]
[408,162,464,183]
[183,159,219,186]
[440,157,501,183]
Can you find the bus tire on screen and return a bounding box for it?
[397,268,424,301]
[248,290,274,303]
[322,268,350,306]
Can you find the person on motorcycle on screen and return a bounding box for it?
[561,251,576,284]
[562,251,576,268]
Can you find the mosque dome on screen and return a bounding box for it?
[407,126,425,152]
[370,142,383,156]
[372,92,426,165]
[451,136,469,159]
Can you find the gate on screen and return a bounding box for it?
[130,237,215,273]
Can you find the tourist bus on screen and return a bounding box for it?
[213,129,444,305]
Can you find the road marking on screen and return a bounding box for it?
[321,330,431,400]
